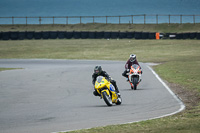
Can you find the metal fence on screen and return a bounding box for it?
[0,14,200,25]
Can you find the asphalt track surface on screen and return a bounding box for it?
[0,59,185,133]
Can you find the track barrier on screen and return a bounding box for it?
[81,31,89,39]
[111,32,119,39]
[104,32,111,39]
[156,33,160,40]
[66,31,73,39]
[58,31,66,39]
[18,32,26,40]
[26,31,34,39]
[34,32,42,39]
[2,32,10,40]
[95,31,104,39]
[49,31,58,39]
[42,31,50,39]
[127,32,134,39]
[0,31,199,40]
[88,32,96,39]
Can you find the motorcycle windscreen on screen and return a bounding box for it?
[96,76,103,83]
[132,64,139,69]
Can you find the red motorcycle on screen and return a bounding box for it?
[127,64,142,90]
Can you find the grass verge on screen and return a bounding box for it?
[0,68,22,71]
[0,39,200,132]
[1,23,200,33]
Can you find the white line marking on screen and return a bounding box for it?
[146,65,185,115]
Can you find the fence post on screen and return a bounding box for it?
[131,15,133,24]
[193,15,195,24]
[66,16,68,24]
[39,17,41,25]
[26,16,27,25]
[156,14,158,24]
[12,16,14,25]
[180,15,182,24]
[169,15,170,25]
[144,14,146,24]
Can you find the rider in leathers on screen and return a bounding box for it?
[92,66,120,97]
[122,54,142,80]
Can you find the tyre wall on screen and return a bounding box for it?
[0,31,199,40]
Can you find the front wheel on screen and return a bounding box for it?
[133,77,138,90]
[102,91,112,106]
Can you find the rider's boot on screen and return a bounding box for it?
[93,90,101,97]
[115,86,121,98]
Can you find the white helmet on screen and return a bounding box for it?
[130,54,136,62]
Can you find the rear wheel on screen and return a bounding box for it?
[116,97,122,105]
[102,91,112,106]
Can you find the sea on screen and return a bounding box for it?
[0,0,200,24]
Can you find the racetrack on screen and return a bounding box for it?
[0,59,184,133]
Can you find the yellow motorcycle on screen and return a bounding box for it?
[95,76,122,106]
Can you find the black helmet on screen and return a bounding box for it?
[130,54,136,62]
[94,66,102,75]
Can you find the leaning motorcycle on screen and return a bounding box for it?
[127,64,142,90]
[94,76,122,106]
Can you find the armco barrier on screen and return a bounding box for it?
[42,31,50,39]
[10,31,19,40]
[58,31,66,39]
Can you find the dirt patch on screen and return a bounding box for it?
[165,81,200,110]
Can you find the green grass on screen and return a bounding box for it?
[1,23,200,33]
[0,39,200,133]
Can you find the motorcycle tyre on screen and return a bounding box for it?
[133,77,138,90]
[102,91,113,106]
[116,97,122,105]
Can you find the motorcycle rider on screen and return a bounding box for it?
[122,54,142,81]
[92,66,120,97]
